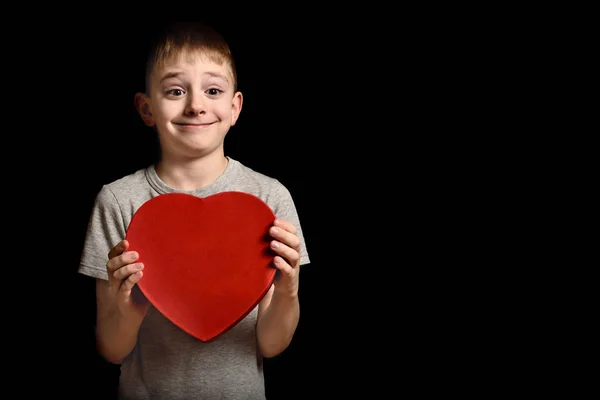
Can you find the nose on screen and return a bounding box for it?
[185,91,206,116]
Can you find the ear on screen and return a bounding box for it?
[134,92,155,126]
[231,91,243,126]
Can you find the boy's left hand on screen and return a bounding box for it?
[269,218,301,297]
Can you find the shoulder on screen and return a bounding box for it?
[101,167,149,198]
[229,159,294,206]
[90,167,152,220]
[233,159,280,187]
[92,167,152,209]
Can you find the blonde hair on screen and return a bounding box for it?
[145,22,237,94]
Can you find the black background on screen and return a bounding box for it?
[12,16,396,398]
[62,18,346,399]
[4,12,498,399]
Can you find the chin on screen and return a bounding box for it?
[181,143,223,158]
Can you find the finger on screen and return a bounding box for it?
[269,226,300,250]
[271,240,300,267]
[120,270,143,297]
[108,240,128,260]
[273,256,294,275]
[112,263,144,282]
[107,251,139,275]
[273,219,297,234]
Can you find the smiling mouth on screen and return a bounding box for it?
[175,122,215,127]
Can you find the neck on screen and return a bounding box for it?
[155,151,229,191]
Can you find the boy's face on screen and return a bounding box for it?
[136,51,242,160]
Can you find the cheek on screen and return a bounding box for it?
[157,104,180,122]
[214,102,233,119]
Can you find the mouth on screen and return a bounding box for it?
[175,122,216,128]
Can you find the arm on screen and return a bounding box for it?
[96,240,149,364]
[256,284,300,358]
[256,218,302,358]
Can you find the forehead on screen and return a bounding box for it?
[152,50,234,81]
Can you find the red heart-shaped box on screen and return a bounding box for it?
[125,191,276,342]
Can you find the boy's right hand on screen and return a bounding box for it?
[106,239,149,319]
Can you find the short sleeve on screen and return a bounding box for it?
[268,181,310,266]
[78,185,127,280]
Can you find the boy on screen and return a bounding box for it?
[77,21,310,399]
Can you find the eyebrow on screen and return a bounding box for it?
[159,72,184,83]
[159,71,229,83]
[204,72,229,82]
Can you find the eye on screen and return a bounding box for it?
[206,88,222,96]
[167,89,185,97]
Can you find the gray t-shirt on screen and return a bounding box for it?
[78,157,310,400]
